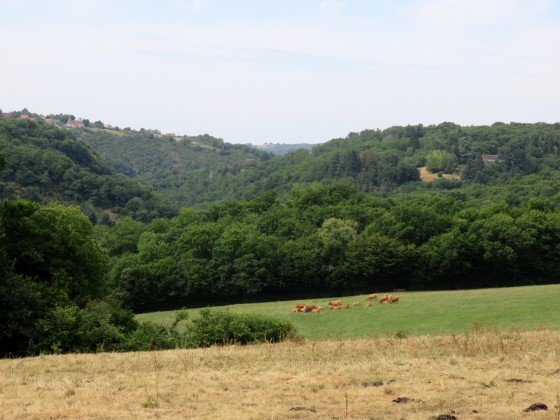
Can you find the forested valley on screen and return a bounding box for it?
[1,112,560,356]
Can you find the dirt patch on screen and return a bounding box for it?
[504,378,533,383]
[436,415,457,420]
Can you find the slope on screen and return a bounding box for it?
[0,119,177,222]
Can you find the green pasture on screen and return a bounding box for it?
[136,284,560,339]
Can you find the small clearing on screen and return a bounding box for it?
[419,166,461,182]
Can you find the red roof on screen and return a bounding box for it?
[482,154,498,164]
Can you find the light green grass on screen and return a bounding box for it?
[136,284,560,339]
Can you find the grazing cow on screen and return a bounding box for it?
[365,301,372,307]
[296,303,305,309]
[340,304,349,309]
[291,307,298,313]
[311,308,321,313]
[366,294,378,300]
[379,294,390,304]
[329,300,342,306]
[389,296,400,304]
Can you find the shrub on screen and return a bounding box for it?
[184,309,296,348]
[118,321,181,351]
[38,300,133,353]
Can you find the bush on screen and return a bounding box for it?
[38,300,135,353]
[184,309,296,348]
[118,321,181,351]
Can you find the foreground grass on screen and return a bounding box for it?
[137,284,560,339]
[1,328,559,419]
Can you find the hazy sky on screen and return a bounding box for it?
[2,0,559,144]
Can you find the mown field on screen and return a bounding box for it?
[137,284,560,339]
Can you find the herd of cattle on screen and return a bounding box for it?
[291,293,400,313]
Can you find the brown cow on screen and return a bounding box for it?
[365,301,372,307]
[329,300,342,306]
[366,294,378,300]
[352,302,361,306]
[389,296,400,304]
[379,294,390,304]
[296,303,305,309]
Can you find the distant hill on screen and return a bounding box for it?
[75,120,560,209]
[0,118,177,222]
[74,128,273,208]
[251,143,319,155]
[3,109,560,212]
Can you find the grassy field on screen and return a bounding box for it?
[137,284,560,339]
[418,166,461,182]
[2,329,559,418]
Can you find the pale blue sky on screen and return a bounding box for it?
[2,0,560,144]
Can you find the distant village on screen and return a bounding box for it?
[1,109,112,129]
[0,109,184,138]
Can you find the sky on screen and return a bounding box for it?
[1,0,560,144]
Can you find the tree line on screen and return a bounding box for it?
[0,198,292,356]
[103,183,560,312]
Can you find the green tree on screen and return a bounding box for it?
[0,200,109,355]
[99,216,146,256]
[342,230,414,291]
[317,218,358,284]
[425,150,458,173]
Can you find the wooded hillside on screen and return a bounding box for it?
[2,111,560,355]
[76,121,560,208]
[0,119,177,222]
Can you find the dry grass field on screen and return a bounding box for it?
[1,328,559,419]
[419,166,460,182]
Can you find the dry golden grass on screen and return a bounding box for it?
[419,166,461,182]
[1,328,559,419]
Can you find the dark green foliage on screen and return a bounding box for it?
[0,200,108,306]
[184,309,296,347]
[108,181,560,311]
[0,199,111,355]
[0,119,177,222]
[74,121,560,209]
[38,300,138,353]
[118,321,181,351]
[75,127,271,208]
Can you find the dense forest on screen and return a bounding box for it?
[1,110,560,355]
[74,120,560,209]
[104,184,560,312]
[76,127,273,207]
[0,119,177,222]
